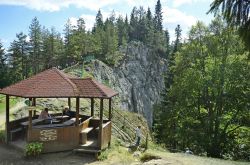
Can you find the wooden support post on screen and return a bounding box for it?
[5,95,10,144]
[68,98,71,109]
[32,98,36,117]
[32,98,36,106]
[28,110,32,130]
[91,98,94,117]
[98,99,103,149]
[108,98,112,121]
[76,97,79,126]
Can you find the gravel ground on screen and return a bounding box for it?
[0,143,95,165]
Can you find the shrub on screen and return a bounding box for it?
[140,153,161,162]
[97,150,108,161]
[25,142,43,157]
[0,130,5,143]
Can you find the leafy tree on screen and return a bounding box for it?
[153,18,250,159]
[208,0,250,49]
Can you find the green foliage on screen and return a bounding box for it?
[97,150,109,161]
[0,130,5,142]
[208,0,250,49]
[140,152,161,162]
[153,17,250,160]
[25,142,43,157]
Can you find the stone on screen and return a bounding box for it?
[92,42,167,126]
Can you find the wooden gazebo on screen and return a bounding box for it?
[0,68,118,153]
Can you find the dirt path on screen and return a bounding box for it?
[0,143,95,165]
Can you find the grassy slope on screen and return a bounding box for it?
[90,140,249,165]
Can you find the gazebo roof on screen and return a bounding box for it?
[0,68,118,98]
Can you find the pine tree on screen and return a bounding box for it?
[93,9,104,32]
[164,29,170,58]
[9,32,29,82]
[0,41,9,88]
[29,17,42,74]
[154,0,163,31]
[173,24,182,54]
[129,7,139,41]
[63,19,74,66]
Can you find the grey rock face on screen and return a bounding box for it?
[92,42,167,125]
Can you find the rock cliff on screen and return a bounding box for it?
[91,42,167,125]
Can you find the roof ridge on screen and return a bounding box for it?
[90,78,107,97]
[54,68,80,96]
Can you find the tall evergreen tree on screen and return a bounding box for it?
[173,24,182,54]
[63,19,74,66]
[9,32,28,82]
[129,7,139,41]
[0,41,9,88]
[93,9,104,32]
[154,0,163,31]
[29,17,42,74]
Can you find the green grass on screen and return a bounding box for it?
[0,95,19,113]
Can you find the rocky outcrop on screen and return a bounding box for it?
[91,42,167,126]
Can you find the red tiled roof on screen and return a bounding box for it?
[0,68,118,98]
[71,78,118,98]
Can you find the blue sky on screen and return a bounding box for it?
[0,0,214,50]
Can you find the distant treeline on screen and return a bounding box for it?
[0,0,179,88]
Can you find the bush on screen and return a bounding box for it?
[25,142,43,157]
[140,153,161,162]
[0,130,5,143]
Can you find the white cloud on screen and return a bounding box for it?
[69,11,112,31]
[162,6,197,41]
[0,0,120,12]
[172,0,212,8]
[163,6,197,27]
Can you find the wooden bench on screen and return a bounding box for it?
[10,127,23,141]
[63,118,81,126]
[80,127,94,144]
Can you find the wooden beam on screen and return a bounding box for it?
[5,95,9,144]
[68,98,71,109]
[76,97,79,126]
[108,98,112,121]
[98,99,103,149]
[91,98,94,116]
